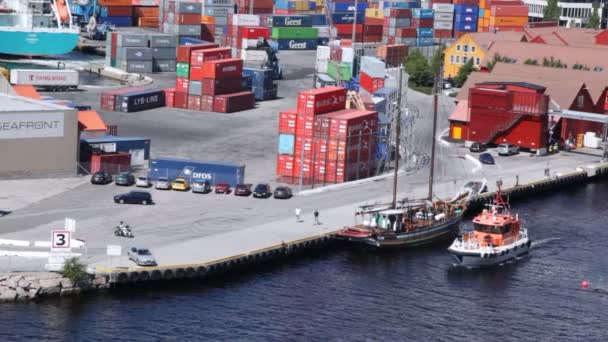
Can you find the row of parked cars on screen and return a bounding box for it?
[469,142,520,165]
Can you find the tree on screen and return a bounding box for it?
[486,53,515,71]
[405,49,433,87]
[454,58,474,88]
[430,45,446,77]
[588,7,600,29]
[62,257,87,284]
[544,0,560,21]
[524,58,539,66]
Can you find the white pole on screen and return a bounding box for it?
[351,0,358,42]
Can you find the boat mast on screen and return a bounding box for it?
[392,67,404,209]
[428,53,441,200]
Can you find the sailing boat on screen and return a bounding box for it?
[335,66,475,249]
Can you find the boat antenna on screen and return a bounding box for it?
[428,44,443,200]
[392,66,404,209]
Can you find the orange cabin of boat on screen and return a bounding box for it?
[471,210,520,247]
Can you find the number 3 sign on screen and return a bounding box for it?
[52,230,71,251]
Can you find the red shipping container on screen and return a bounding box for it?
[200,95,214,111]
[239,26,270,39]
[279,109,298,134]
[363,35,382,42]
[384,36,396,44]
[90,153,131,175]
[138,17,159,27]
[328,109,378,140]
[176,77,189,92]
[189,66,203,80]
[295,136,313,157]
[174,91,189,109]
[133,6,158,17]
[190,48,232,67]
[363,24,383,35]
[276,154,295,177]
[100,87,144,111]
[200,75,242,95]
[389,8,412,18]
[313,113,333,138]
[312,159,327,183]
[106,6,132,16]
[177,13,200,25]
[491,5,529,17]
[412,18,434,28]
[201,23,215,42]
[335,24,363,34]
[164,88,175,107]
[187,95,201,110]
[434,29,454,38]
[359,72,385,94]
[293,155,313,179]
[296,114,314,137]
[200,58,243,79]
[313,137,330,157]
[213,91,255,113]
[238,0,274,8]
[364,17,384,25]
[297,86,348,115]
[395,27,417,38]
[176,43,220,63]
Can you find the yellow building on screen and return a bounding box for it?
[443,32,527,79]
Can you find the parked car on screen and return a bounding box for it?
[234,183,252,197]
[497,143,519,156]
[115,172,135,186]
[155,177,171,190]
[91,171,113,185]
[479,152,495,165]
[136,176,151,187]
[215,181,231,194]
[469,142,486,153]
[192,181,211,194]
[114,191,153,205]
[171,177,190,191]
[127,246,157,266]
[253,183,272,198]
[273,186,293,199]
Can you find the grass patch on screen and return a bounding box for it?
[408,81,434,95]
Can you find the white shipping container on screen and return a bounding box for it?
[341,47,355,63]
[10,69,79,87]
[434,12,454,21]
[314,25,331,38]
[241,38,260,49]
[433,20,453,30]
[360,56,386,78]
[316,59,328,73]
[232,14,260,26]
[316,46,330,60]
[241,49,268,62]
[432,3,455,12]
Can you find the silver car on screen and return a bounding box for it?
[192,181,211,194]
[497,143,519,156]
[155,177,171,190]
[127,246,157,266]
[136,176,151,187]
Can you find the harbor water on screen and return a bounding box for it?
[1,182,607,341]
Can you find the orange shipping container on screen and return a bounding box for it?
[489,25,525,32]
[133,6,158,17]
[490,5,528,17]
[479,0,486,9]
[98,0,132,6]
[489,16,528,26]
[138,17,159,27]
[201,15,215,24]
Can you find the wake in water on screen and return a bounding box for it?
[531,237,561,248]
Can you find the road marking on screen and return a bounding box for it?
[465,154,482,174]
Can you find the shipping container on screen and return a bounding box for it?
[279,108,298,134]
[10,69,79,89]
[330,2,368,12]
[213,91,255,112]
[200,58,243,79]
[116,34,148,47]
[149,34,178,47]
[278,134,295,155]
[102,16,132,27]
[332,12,365,25]
[199,75,242,95]
[242,67,273,87]
[90,153,131,174]
[174,91,189,109]
[187,95,201,110]
[118,61,153,73]
[455,4,479,14]
[489,16,528,26]
[118,47,153,61]
[412,8,434,18]
[297,86,348,115]
[149,158,245,186]
[272,15,312,27]
[190,48,232,67]
[115,89,166,113]
[232,14,261,26]
[272,27,318,39]
[276,154,294,177]
[277,38,318,50]
[153,60,177,72]
[151,47,176,60]
[252,84,278,101]
[100,87,144,111]
[164,88,175,107]
[359,72,385,93]
[176,2,202,13]
[490,5,528,17]
[176,42,220,63]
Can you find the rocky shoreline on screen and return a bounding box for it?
[0,272,110,302]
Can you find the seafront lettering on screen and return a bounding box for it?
[0,120,61,131]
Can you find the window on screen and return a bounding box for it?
[463,56,469,64]
[450,55,455,63]
[475,57,481,65]
[577,95,584,108]
[456,45,461,51]
[463,44,469,53]
[471,46,476,53]
[594,66,603,72]
[455,56,460,64]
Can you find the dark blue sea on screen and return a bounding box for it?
[1,182,607,341]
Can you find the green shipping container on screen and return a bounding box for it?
[176,62,189,78]
[271,27,318,39]
[327,60,352,81]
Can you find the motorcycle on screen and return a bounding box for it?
[114,224,134,238]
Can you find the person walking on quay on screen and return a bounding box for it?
[314,210,320,225]
[295,208,301,223]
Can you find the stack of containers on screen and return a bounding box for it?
[242,67,278,100]
[454,2,479,38]
[99,0,133,27]
[432,3,455,39]
[227,14,271,57]
[133,5,159,27]
[311,14,331,46]
[412,8,434,46]
[159,1,202,42]
[201,15,215,42]
[331,1,368,42]
[201,0,234,44]
[277,86,378,184]
[274,0,317,14]
[149,34,178,72]
[100,87,144,111]
[315,45,330,75]
[174,42,221,109]
[359,56,386,97]
[272,15,319,50]
[363,8,383,43]
[376,44,408,68]
[235,0,274,14]
[106,32,176,72]
[100,87,166,112]
[383,8,413,45]
[488,2,528,32]
[327,45,355,83]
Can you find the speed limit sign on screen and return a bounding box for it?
[51,230,71,251]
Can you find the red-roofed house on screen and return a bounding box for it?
[78,110,107,139]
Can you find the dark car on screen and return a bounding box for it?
[469,142,486,153]
[215,181,231,194]
[114,191,152,205]
[115,172,135,186]
[253,183,272,198]
[273,186,293,199]
[479,152,495,165]
[234,184,252,197]
[91,171,113,185]
[192,181,212,194]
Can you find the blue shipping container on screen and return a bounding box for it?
[332,12,365,24]
[81,135,151,164]
[272,15,312,27]
[278,134,295,155]
[454,22,477,31]
[330,2,368,12]
[179,37,209,45]
[149,158,245,186]
[242,68,274,87]
[311,14,327,26]
[277,39,317,50]
[412,9,434,19]
[100,16,132,27]
[241,75,253,91]
[454,4,479,14]
[317,37,329,46]
[417,38,434,46]
[479,8,485,17]
[416,28,434,38]
[252,84,278,101]
[385,1,421,9]
[455,14,478,23]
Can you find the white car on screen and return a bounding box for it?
[155,177,171,190]
[127,246,157,266]
[136,176,151,187]
[497,143,519,156]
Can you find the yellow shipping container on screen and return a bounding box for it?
[365,8,384,18]
[484,10,490,18]
[489,16,528,26]
[295,0,308,11]
[315,0,324,5]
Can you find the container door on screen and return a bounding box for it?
[130,149,145,166]
[453,126,462,140]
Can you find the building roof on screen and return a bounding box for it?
[78,110,107,131]
[484,41,608,72]
[449,100,469,122]
[468,31,527,52]
[0,93,73,112]
[524,27,608,49]
[12,85,41,100]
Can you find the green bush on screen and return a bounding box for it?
[62,257,87,283]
